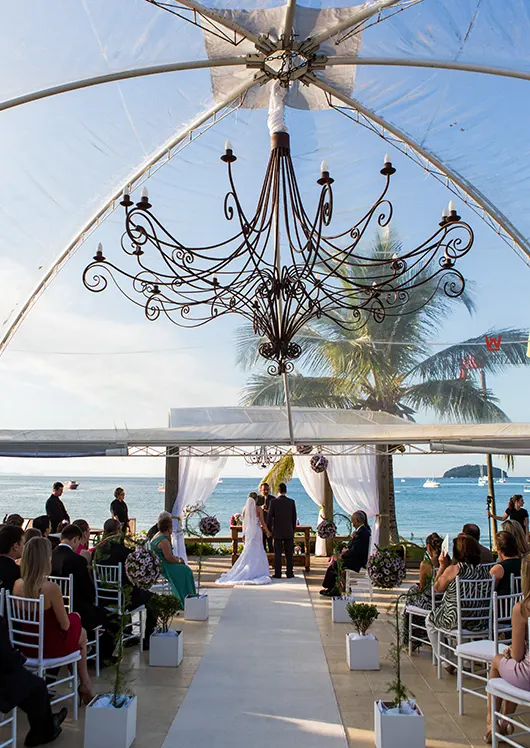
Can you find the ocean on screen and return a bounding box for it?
[1,475,528,544]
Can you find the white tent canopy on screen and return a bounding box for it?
[0,407,529,457]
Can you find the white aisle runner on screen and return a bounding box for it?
[162,578,348,748]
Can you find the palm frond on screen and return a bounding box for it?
[239,373,364,408]
[403,379,510,423]
[262,453,294,494]
[407,328,529,381]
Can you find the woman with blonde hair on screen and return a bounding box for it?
[485,554,530,742]
[12,537,94,704]
[502,519,530,557]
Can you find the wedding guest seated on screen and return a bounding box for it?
[426,535,490,673]
[490,531,521,595]
[72,519,93,565]
[51,524,115,665]
[24,527,42,543]
[485,555,530,743]
[462,523,494,564]
[0,614,67,747]
[13,537,94,704]
[32,515,51,538]
[319,510,371,597]
[0,524,24,592]
[32,514,59,549]
[150,513,196,604]
[403,532,443,648]
[2,513,24,527]
[93,519,155,650]
[502,519,530,557]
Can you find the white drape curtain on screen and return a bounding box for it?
[294,455,327,556]
[326,449,379,547]
[170,450,227,564]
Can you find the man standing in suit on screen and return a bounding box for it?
[51,524,114,663]
[0,525,24,592]
[267,482,297,579]
[46,482,70,533]
[258,482,273,553]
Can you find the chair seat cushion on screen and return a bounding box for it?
[405,605,430,617]
[487,677,530,704]
[26,651,81,669]
[456,640,508,660]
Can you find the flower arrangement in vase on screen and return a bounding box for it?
[230,513,243,527]
[367,547,406,589]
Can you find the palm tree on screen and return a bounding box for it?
[236,234,529,543]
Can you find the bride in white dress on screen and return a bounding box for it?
[216,492,272,586]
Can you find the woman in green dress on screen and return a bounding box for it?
[150,514,196,604]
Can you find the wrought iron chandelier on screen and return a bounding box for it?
[244,445,284,469]
[83,88,473,376]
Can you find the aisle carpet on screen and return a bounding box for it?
[162,576,348,747]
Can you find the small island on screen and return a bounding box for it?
[443,464,508,479]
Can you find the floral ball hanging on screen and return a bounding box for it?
[317,519,337,540]
[199,515,221,536]
[125,547,161,589]
[367,547,406,589]
[296,445,313,455]
[310,454,328,473]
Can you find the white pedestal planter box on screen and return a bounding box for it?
[346,633,380,670]
[374,701,425,748]
[331,596,355,623]
[149,630,183,667]
[184,594,209,621]
[84,695,137,748]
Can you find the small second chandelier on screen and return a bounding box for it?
[83,96,473,375]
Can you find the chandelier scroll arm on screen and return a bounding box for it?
[305,73,530,266]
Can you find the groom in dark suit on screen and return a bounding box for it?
[267,482,297,579]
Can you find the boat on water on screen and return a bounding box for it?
[66,480,79,490]
[423,479,440,488]
[401,479,406,483]
[497,477,507,484]
[478,476,488,487]
[217,478,223,484]
[158,485,165,492]
[524,485,530,494]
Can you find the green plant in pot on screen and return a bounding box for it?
[346,602,379,636]
[387,594,414,712]
[149,593,182,633]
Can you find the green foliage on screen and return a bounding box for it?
[387,594,413,711]
[112,588,134,708]
[185,541,216,556]
[345,602,379,636]
[262,452,294,493]
[148,593,182,634]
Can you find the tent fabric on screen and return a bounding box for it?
[0,1,529,438]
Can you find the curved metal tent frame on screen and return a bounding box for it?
[1,0,529,358]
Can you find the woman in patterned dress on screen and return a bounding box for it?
[403,532,442,647]
[485,554,530,742]
[425,534,490,671]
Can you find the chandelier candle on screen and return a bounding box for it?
[83,106,474,375]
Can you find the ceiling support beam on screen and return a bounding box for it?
[301,0,405,53]
[307,74,530,264]
[0,58,247,113]
[329,55,530,82]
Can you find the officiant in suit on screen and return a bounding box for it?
[258,482,274,553]
[267,482,297,579]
